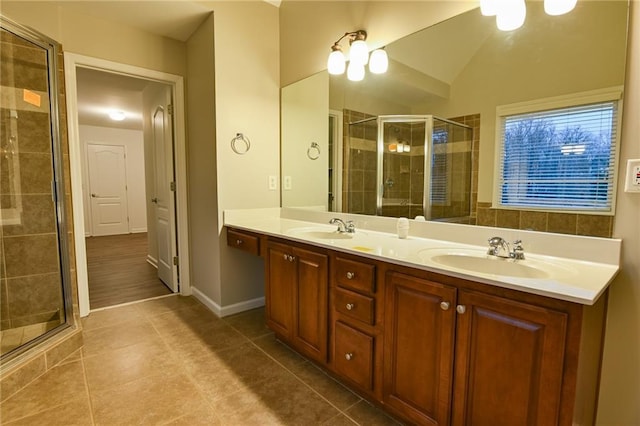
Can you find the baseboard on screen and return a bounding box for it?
[191,287,265,318]
[130,228,147,233]
[146,255,158,268]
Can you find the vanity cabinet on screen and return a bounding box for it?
[383,267,580,426]
[329,254,383,399]
[265,240,328,363]
[228,227,605,426]
[451,289,567,426]
[383,272,457,425]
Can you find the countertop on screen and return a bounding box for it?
[224,208,621,305]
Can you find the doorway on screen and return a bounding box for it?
[64,53,191,316]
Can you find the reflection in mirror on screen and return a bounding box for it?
[281,1,628,230]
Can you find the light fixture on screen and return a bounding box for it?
[327,30,388,81]
[347,62,365,82]
[484,0,577,31]
[480,0,499,16]
[544,0,577,16]
[369,48,389,74]
[108,110,126,121]
[496,0,526,31]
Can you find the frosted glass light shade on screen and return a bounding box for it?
[327,50,346,75]
[496,0,526,31]
[480,0,498,16]
[349,39,369,65]
[369,49,388,74]
[109,110,126,121]
[347,62,365,81]
[544,0,577,16]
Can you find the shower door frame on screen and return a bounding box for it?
[375,115,432,218]
[0,16,74,362]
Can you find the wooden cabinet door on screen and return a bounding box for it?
[265,242,295,339]
[383,272,457,425]
[452,290,568,426]
[292,246,328,363]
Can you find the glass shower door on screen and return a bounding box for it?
[1,18,72,359]
[376,116,429,218]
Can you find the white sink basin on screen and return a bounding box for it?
[418,248,557,279]
[285,226,363,240]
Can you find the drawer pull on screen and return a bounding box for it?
[456,305,467,314]
[346,272,355,279]
[345,352,354,361]
[236,239,243,245]
[346,303,355,311]
[440,301,450,311]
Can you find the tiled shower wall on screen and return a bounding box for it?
[0,30,77,332]
[342,109,377,215]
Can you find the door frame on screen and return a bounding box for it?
[64,52,191,316]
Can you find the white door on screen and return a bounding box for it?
[87,144,129,236]
[152,96,178,292]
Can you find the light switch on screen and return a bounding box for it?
[284,176,292,190]
[624,159,640,193]
[268,175,277,190]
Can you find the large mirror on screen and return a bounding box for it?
[281,1,628,229]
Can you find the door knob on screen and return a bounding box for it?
[151,198,158,203]
[91,193,98,198]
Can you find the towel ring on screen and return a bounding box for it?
[307,142,320,160]
[231,133,251,155]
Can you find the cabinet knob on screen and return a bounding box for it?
[456,305,467,314]
[346,272,355,279]
[283,254,288,260]
[289,255,296,262]
[345,353,353,361]
[440,301,450,311]
[346,303,355,311]
[236,239,243,245]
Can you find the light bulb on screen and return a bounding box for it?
[109,110,126,121]
[349,39,369,65]
[404,143,411,153]
[327,49,346,75]
[496,0,526,31]
[369,49,388,74]
[389,143,397,152]
[480,0,498,16]
[347,62,365,81]
[397,143,404,153]
[544,0,577,16]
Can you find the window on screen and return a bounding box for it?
[494,88,622,214]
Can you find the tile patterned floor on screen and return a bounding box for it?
[0,295,402,425]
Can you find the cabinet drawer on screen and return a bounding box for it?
[227,228,260,255]
[334,287,375,325]
[335,257,375,294]
[334,321,374,391]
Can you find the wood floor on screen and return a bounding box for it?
[86,233,173,309]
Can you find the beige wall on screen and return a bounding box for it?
[212,1,280,308]
[186,2,280,310]
[597,1,640,424]
[186,13,223,305]
[0,2,187,77]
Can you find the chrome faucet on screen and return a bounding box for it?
[329,218,355,233]
[487,237,525,260]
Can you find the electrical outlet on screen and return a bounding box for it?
[268,175,277,190]
[283,176,292,190]
[624,159,640,193]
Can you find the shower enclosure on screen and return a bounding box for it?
[1,17,73,361]
[345,114,473,221]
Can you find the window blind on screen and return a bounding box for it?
[497,101,618,211]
